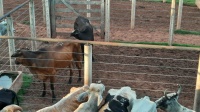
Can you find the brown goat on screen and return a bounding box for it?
[11,42,82,102]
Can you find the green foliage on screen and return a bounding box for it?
[174,30,200,35]
[17,74,33,103]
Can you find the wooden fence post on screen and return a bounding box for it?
[131,0,136,29]
[194,54,200,112]
[168,0,176,46]
[100,0,105,39]
[45,0,51,38]
[42,0,46,24]
[0,0,3,17]
[176,0,183,30]
[7,16,16,71]
[84,44,92,86]
[87,0,91,17]
[105,0,110,42]
[29,0,37,50]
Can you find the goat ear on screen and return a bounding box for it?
[77,91,89,102]
[97,84,105,106]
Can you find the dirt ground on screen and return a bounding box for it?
[1,0,200,112]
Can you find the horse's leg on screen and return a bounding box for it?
[50,76,56,102]
[41,80,46,97]
[75,55,82,82]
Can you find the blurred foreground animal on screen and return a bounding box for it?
[11,42,82,102]
[98,87,136,112]
[74,83,105,112]
[70,16,95,62]
[0,104,22,112]
[155,85,195,112]
[37,85,89,112]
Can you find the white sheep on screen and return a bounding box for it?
[98,86,137,112]
[196,0,200,9]
[74,83,105,112]
[36,85,89,112]
[0,104,22,112]
[155,85,195,112]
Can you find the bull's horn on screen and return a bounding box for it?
[177,84,182,95]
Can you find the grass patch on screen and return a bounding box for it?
[17,74,33,103]
[147,0,196,6]
[113,40,200,48]
[174,30,200,35]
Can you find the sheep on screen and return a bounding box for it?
[11,42,82,102]
[37,85,89,112]
[196,0,200,9]
[98,86,137,112]
[74,83,105,112]
[0,104,22,112]
[155,85,195,112]
[70,16,95,62]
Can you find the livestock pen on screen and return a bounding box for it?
[0,0,200,111]
[0,37,200,112]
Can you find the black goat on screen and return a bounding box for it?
[70,16,95,62]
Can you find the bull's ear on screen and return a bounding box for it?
[11,50,22,57]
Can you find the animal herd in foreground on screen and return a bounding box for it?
[0,83,195,112]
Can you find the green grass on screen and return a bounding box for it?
[113,40,200,48]
[174,30,200,35]
[147,0,196,6]
[17,74,33,103]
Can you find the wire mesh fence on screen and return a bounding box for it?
[109,0,200,45]
[0,0,200,111]
[0,38,199,111]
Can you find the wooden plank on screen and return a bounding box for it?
[55,16,101,21]
[45,0,51,38]
[6,17,16,71]
[56,8,101,13]
[105,0,110,42]
[56,24,101,29]
[168,0,176,46]
[55,0,101,5]
[131,0,136,29]
[50,0,57,38]
[84,44,92,86]
[87,0,91,17]
[60,0,79,16]
[29,0,37,50]
[176,0,183,29]
[100,0,105,39]
[0,0,3,17]
[194,54,200,112]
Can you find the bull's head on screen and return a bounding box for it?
[155,84,182,110]
[11,48,29,65]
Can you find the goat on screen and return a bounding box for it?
[0,104,22,112]
[11,42,82,102]
[74,83,105,112]
[98,87,136,112]
[70,16,95,62]
[37,85,89,112]
[155,85,195,112]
